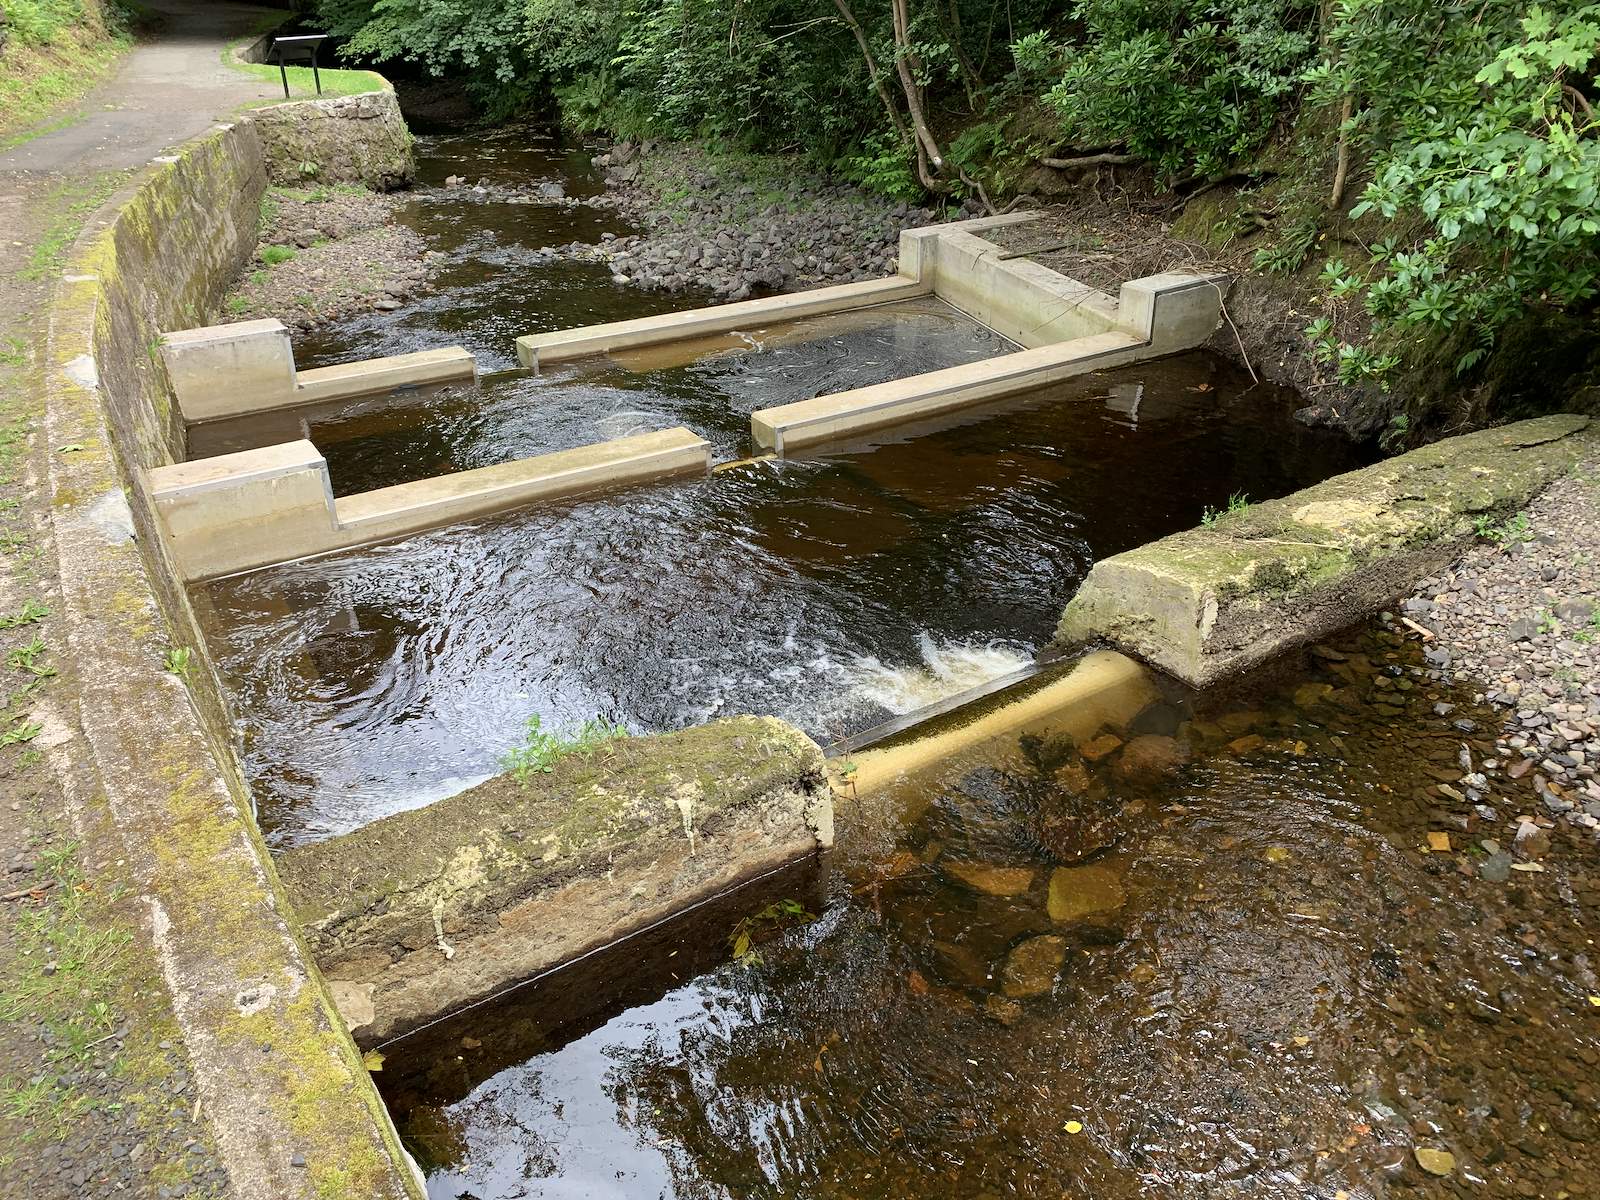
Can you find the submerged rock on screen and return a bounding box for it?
[1113,734,1187,782]
[1001,935,1066,998]
[941,861,1035,897]
[1047,863,1126,923]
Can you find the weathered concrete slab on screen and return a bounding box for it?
[148,427,711,579]
[1056,415,1595,687]
[277,717,831,1046]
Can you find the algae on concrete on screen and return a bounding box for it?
[1056,414,1595,687]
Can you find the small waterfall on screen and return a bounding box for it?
[849,632,1033,715]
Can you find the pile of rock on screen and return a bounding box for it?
[590,140,987,300]
[1394,457,1600,833]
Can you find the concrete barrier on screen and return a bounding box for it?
[751,329,1143,453]
[149,427,712,580]
[160,318,476,424]
[1056,414,1597,687]
[276,717,832,1046]
[514,274,932,369]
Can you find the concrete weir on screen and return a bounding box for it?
[276,718,832,1047]
[148,427,712,580]
[161,317,477,423]
[1057,414,1596,687]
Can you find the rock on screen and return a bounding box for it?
[1053,761,1092,793]
[1047,863,1126,923]
[941,861,1035,897]
[983,994,1024,1025]
[1113,735,1186,781]
[1413,1147,1456,1176]
[1080,733,1123,762]
[1293,682,1335,708]
[536,181,566,200]
[1226,734,1266,756]
[1001,935,1066,998]
[927,939,993,990]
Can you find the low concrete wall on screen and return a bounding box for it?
[515,274,931,369]
[161,317,476,423]
[277,717,832,1046]
[247,90,415,190]
[1056,414,1596,687]
[49,124,421,1197]
[149,427,713,580]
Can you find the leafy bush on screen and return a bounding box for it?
[1304,1,1600,387]
[1043,0,1319,180]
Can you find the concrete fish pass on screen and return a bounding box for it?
[147,213,1225,580]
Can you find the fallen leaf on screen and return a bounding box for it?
[1063,1120,1084,1134]
[1427,831,1452,853]
[361,1049,385,1072]
[1413,1146,1455,1176]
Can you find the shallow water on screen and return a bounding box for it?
[196,355,1367,848]
[192,297,1015,491]
[376,623,1600,1199]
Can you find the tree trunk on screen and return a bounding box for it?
[831,0,910,142]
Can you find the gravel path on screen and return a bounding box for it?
[1397,447,1600,851]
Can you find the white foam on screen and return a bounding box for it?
[848,632,1032,715]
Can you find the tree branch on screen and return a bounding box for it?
[1039,152,1139,170]
[831,0,909,142]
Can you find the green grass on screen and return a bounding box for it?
[222,32,387,101]
[501,714,629,783]
[0,0,132,148]
[260,243,297,267]
[20,171,132,281]
[1200,491,1251,528]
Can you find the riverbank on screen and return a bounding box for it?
[221,185,439,333]
[1395,449,1600,849]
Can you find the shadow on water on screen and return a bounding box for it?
[375,623,1600,1199]
[194,352,1371,849]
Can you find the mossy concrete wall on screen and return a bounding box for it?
[277,717,832,1046]
[248,91,415,190]
[46,121,423,1197]
[1056,415,1595,687]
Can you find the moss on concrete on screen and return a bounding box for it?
[1057,414,1595,686]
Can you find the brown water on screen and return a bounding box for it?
[195,355,1368,848]
[376,623,1600,1199]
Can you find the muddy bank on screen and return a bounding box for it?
[220,185,439,333]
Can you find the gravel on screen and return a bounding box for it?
[220,187,438,333]
[1392,454,1600,838]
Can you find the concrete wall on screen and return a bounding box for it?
[150,428,713,580]
[48,121,424,1197]
[247,90,415,190]
[1056,414,1596,687]
[277,717,832,1045]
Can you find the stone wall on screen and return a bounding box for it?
[278,717,833,1045]
[247,90,415,190]
[46,121,422,1197]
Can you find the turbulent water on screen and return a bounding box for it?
[377,622,1600,1200]
[198,357,1369,848]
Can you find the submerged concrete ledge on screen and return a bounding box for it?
[161,317,476,424]
[277,717,832,1046]
[515,274,932,369]
[149,427,712,580]
[1056,414,1596,687]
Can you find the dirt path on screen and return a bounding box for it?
[0,6,289,1195]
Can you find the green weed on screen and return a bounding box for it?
[1200,491,1250,528]
[501,714,628,783]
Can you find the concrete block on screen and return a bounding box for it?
[751,330,1143,453]
[1056,414,1595,687]
[294,346,477,405]
[277,716,831,1045]
[160,319,295,422]
[896,211,1040,281]
[1117,273,1228,352]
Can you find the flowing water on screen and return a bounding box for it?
[190,124,1364,852]
[195,357,1367,848]
[374,623,1600,1199]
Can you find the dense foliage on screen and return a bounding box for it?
[1303,1,1600,405]
[318,0,1600,428]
